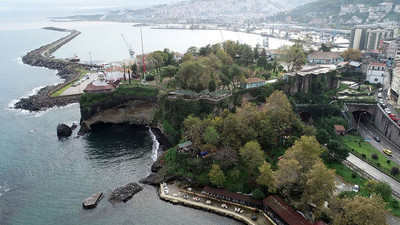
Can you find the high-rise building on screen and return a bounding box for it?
[349,24,400,50]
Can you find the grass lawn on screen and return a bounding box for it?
[51,68,91,97]
[338,134,400,180]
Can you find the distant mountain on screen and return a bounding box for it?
[58,0,316,24]
[270,0,400,25]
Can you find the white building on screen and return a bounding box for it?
[391,66,400,105]
[366,62,386,84]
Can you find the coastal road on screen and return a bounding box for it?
[60,72,98,96]
[347,154,400,195]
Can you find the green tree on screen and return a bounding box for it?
[374,182,392,202]
[175,60,209,92]
[161,65,179,78]
[204,126,219,145]
[199,44,212,56]
[257,57,268,69]
[257,161,276,192]
[209,164,226,188]
[364,179,378,194]
[319,43,331,52]
[342,48,362,61]
[279,43,306,71]
[326,140,350,161]
[236,44,254,66]
[252,188,265,200]
[253,47,260,60]
[148,50,168,73]
[302,161,336,207]
[208,79,217,92]
[316,128,330,144]
[239,141,265,177]
[330,195,388,225]
[274,158,302,199]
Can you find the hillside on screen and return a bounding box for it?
[58,0,315,24]
[270,0,400,25]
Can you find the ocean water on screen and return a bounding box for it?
[0,27,242,225]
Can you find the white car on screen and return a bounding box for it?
[379,99,384,104]
[385,108,391,114]
[352,184,359,193]
[378,93,382,98]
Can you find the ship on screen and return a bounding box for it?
[67,54,80,62]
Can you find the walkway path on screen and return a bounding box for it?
[159,182,274,225]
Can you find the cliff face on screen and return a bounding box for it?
[81,99,158,130]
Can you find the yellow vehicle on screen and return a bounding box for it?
[383,149,393,156]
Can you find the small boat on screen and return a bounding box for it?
[67,54,80,62]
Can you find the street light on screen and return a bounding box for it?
[357,112,367,134]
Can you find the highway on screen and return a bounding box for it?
[358,118,400,164]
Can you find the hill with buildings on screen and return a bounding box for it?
[270,0,400,25]
[57,0,315,25]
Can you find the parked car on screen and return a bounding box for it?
[383,149,393,156]
[374,136,381,142]
[380,103,387,108]
[379,88,383,92]
[378,93,382,98]
[379,99,384,104]
[385,108,391,114]
[352,184,359,193]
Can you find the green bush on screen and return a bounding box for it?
[146,74,155,81]
[371,153,378,160]
[391,167,400,176]
[252,188,265,200]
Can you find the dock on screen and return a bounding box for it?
[83,192,104,209]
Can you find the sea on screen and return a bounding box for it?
[0,17,290,225]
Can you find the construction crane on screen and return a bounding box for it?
[121,34,135,59]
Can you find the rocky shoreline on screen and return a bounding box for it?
[13,27,87,112]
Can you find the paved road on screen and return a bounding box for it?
[347,154,400,195]
[358,119,400,165]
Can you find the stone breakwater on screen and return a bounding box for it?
[14,27,85,112]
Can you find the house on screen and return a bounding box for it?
[263,195,312,225]
[366,62,386,84]
[266,49,281,59]
[240,77,267,89]
[83,83,115,93]
[307,52,344,65]
[334,125,346,135]
[177,141,193,154]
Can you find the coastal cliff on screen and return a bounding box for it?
[81,99,158,131]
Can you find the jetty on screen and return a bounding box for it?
[83,192,104,209]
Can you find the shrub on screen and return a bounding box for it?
[252,188,265,200]
[361,154,366,158]
[146,74,155,81]
[377,162,381,167]
[371,153,378,160]
[387,160,391,164]
[390,167,399,176]
[351,172,357,179]
[392,200,400,209]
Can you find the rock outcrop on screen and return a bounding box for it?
[108,182,143,204]
[80,99,158,133]
[57,123,72,138]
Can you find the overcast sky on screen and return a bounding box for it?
[0,0,179,15]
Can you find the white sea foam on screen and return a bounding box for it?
[148,127,160,162]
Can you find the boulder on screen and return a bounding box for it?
[108,182,143,204]
[57,123,72,138]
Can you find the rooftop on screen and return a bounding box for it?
[203,186,262,206]
[246,77,266,84]
[369,62,386,67]
[178,141,193,148]
[334,125,346,132]
[84,83,115,92]
[263,195,311,225]
[308,52,342,60]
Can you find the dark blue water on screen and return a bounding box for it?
[0,28,239,225]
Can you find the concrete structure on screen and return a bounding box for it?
[263,195,311,225]
[350,24,400,50]
[366,62,386,84]
[307,52,344,65]
[240,77,267,89]
[283,65,340,95]
[344,103,400,147]
[387,41,399,60]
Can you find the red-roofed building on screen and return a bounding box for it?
[240,77,267,89]
[84,83,115,93]
[263,195,312,225]
[334,125,346,135]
